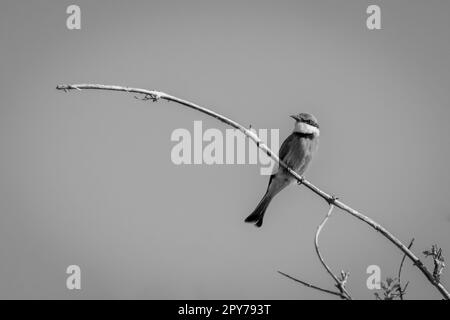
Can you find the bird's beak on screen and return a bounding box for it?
[290,115,299,121]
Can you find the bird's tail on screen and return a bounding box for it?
[245,193,273,228]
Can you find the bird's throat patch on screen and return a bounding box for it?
[294,122,320,136]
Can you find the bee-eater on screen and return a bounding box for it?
[245,113,320,227]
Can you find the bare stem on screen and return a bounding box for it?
[277,271,345,299]
[56,84,450,300]
[314,205,352,300]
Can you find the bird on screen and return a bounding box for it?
[245,113,320,227]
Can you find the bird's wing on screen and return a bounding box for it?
[279,133,306,167]
[266,133,301,187]
[279,133,315,176]
[278,133,296,161]
[267,133,314,187]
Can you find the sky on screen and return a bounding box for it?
[0,0,450,299]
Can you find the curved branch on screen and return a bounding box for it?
[314,205,352,300]
[56,83,450,300]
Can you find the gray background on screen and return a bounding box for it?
[1,0,449,299]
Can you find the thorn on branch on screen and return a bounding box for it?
[327,195,339,206]
[134,93,161,102]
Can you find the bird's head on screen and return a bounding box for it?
[291,113,320,136]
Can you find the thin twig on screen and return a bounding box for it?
[56,83,450,300]
[277,271,345,299]
[314,204,352,300]
[397,238,414,300]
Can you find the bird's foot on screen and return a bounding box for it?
[327,195,339,205]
